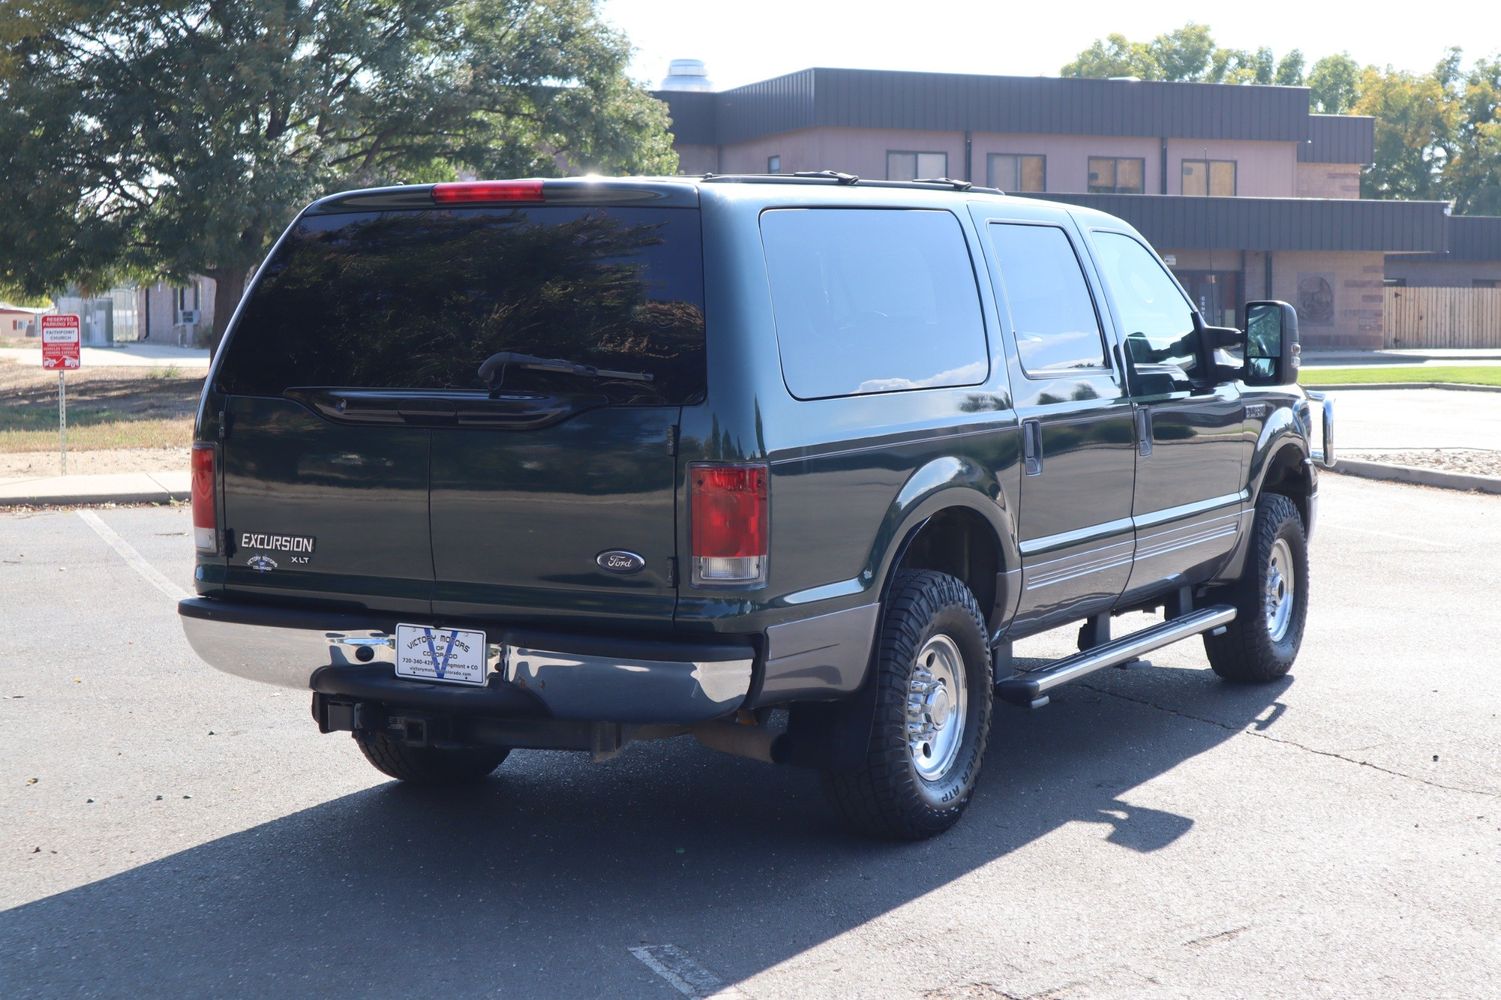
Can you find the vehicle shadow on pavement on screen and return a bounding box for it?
[0,667,1291,999]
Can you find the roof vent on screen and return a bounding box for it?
[661,59,713,92]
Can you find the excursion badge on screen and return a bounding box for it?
[240,531,316,567]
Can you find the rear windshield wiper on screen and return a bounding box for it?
[477,351,655,394]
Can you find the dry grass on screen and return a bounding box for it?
[0,358,200,453]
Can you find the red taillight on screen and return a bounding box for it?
[690,464,769,585]
[191,443,216,554]
[431,181,544,205]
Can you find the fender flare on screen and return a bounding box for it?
[867,455,1019,625]
[783,456,1017,772]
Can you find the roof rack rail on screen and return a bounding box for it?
[791,169,860,184]
[913,177,973,191]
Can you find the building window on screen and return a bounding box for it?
[1182,159,1237,196]
[987,154,1045,192]
[767,155,781,174]
[887,151,948,181]
[1087,157,1145,194]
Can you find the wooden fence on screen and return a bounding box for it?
[1383,286,1501,349]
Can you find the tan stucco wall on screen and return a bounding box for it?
[710,128,1304,195]
[1270,251,1386,349]
[1152,249,1385,347]
[674,143,720,174]
[720,127,966,179]
[970,132,1160,193]
[1165,138,1297,197]
[1295,162,1362,199]
[138,278,218,343]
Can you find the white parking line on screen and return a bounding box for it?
[628,945,749,999]
[76,509,190,602]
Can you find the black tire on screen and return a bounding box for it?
[1204,492,1309,683]
[354,730,509,784]
[823,570,994,840]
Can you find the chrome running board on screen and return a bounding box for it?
[994,605,1237,709]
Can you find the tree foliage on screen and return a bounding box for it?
[1307,54,1361,113]
[1353,60,1457,201]
[1061,23,1299,86]
[1064,24,1501,215]
[0,0,678,346]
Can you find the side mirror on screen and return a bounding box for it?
[1198,322,1246,386]
[1243,300,1300,386]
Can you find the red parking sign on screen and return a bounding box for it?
[41,314,82,371]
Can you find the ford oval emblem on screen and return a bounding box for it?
[596,550,646,575]
[247,555,278,573]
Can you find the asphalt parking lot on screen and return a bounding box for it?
[2,475,1498,999]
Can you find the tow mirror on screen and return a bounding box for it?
[1197,320,1246,386]
[1243,300,1300,386]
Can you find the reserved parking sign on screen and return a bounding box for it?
[40,314,81,371]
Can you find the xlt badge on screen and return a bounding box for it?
[240,532,315,566]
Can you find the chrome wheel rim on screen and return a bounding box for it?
[1264,538,1295,642]
[906,634,967,781]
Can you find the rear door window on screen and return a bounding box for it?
[987,223,1108,375]
[217,206,706,404]
[759,208,988,399]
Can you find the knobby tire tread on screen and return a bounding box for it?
[825,570,992,840]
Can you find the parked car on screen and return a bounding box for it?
[179,174,1335,839]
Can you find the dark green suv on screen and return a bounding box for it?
[179,175,1334,839]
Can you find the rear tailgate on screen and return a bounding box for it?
[210,186,704,625]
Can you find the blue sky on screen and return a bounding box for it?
[600,0,1486,91]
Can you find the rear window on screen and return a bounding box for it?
[217,206,705,404]
[759,208,988,399]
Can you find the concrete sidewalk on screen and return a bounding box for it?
[1302,347,1501,368]
[0,341,211,369]
[0,470,188,506]
[1331,388,1501,451]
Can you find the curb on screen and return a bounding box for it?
[1327,459,1501,495]
[1301,382,1501,393]
[0,489,188,507]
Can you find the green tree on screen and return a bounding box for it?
[1150,23,1216,82]
[1353,61,1458,200]
[1208,46,1276,85]
[1060,33,1160,80]
[1447,57,1501,214]
[1275,50,1306,87]
[0,0,677,349]
[1307,53,1362,113]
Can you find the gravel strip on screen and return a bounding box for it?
[1343,449,1501,478]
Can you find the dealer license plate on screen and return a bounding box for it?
[394,624,491,686]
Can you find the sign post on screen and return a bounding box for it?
[41,314,81,475]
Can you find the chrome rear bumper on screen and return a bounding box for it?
[179,599,753,724]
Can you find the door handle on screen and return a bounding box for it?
[1136,408,1153,457]
[1023,419,1043,476]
